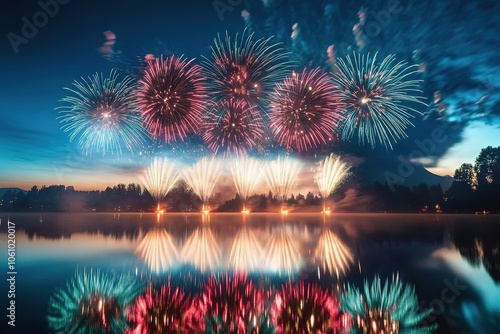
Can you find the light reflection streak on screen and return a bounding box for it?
[180,226,221,272]
[229,225,264,272]
[135,227,179,274]
[314,229,354,278]
[264,227,302,275]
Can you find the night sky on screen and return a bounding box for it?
[1,0,499,191]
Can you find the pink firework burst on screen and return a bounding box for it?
[270,281,347,334]
[199,273,268,333]
[202,99,264,156]
[137,55,207,143]
[127,284,204,334]
[270,68,343,152]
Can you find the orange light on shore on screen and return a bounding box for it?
[280,209,288,215]
[201,204,210,215]
[241,209,250,215]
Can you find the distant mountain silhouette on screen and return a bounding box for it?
[0,187,27,198]
[356,155,454,191]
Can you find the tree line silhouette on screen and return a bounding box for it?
[1,146,498,213]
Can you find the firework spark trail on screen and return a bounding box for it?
[202,29,291,110]
[180,226,221,272]
[332,52,426,150]
[138,157,180,207]
[229,226,264,272]
[263,156,301,203]
[202,99,264,156]
[135,227,179,274]
[314,229,354,278]
[47,269,142,334]
[314,153,351,199]
[182,157,222,206]
[230,156,264,201]
[269,68,343,151]
[57,70,146,156]
[137,55,207,143]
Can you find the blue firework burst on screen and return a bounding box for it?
[332,53,426,150]
[58,70,147,156]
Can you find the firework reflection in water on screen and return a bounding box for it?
[271,281,346,334]
[341,274,436,333]
[314,229,354,278]
[200,273,272,333]
[135,227,179,274]
[230,222,264,272]
[180,226,221,272]
[127,283,204,334]
[47,269,142,334]
[264,226,302,276]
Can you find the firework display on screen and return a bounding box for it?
[199,273,268,333]
[202,30,290,108]
[127,284,203,334]
[270,281,345,334]
[47,270,142,333]
[137,55,206,143]
[230,156,264,205]
[263,156,301,204]
[135,227,179,274]
[332,53,426,150]
[269,68,343,151]
[58,70,146,156]
[341,274,436,333]
[202,99,264,156]
[314,153,351,211]
[182,157,222,209]
[138,157,180,210]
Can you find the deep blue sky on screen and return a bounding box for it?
[1,0,499,191]
[0,0,244,189]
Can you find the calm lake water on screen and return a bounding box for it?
[0,213,499,333]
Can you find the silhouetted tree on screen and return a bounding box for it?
[474,146,500,211]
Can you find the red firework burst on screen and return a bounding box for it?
[270,281,347,334]
[137,55,207,143]
[201,99,264,156]
[199,273,268,333]
[269,68,343,151]
[126,284,204,334]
